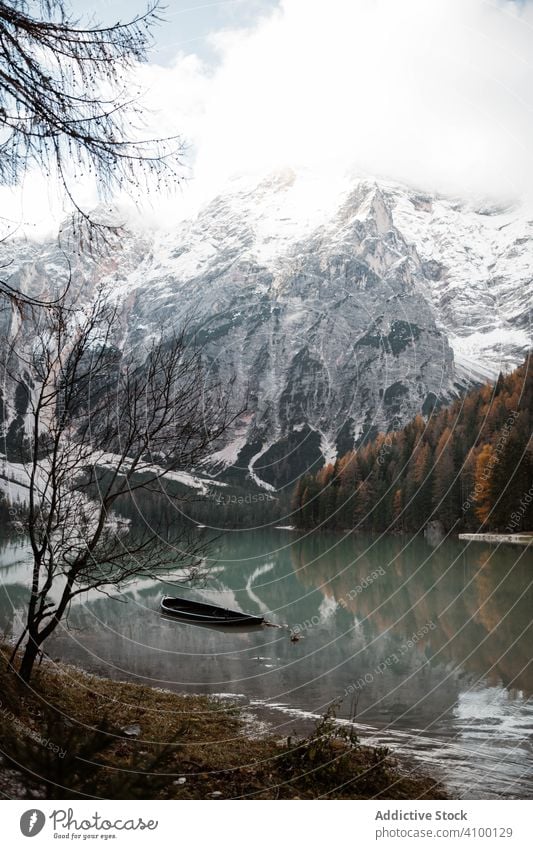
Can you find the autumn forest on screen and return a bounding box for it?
[292,354,533,534]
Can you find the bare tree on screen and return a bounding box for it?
[0,0,182,306]
[0,0,180,212]
[6,292,233,682]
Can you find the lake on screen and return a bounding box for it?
[1,527,532,799]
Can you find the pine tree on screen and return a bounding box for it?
[432,428,458,530]
[473,444,497,526]
[392,488,403,529]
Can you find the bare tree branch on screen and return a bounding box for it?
[0,0,184,308]
[6,291,237,681]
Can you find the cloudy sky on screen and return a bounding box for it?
[70,0,279,66]
[5,0,533,234]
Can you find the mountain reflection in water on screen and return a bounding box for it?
[1,528,531,799]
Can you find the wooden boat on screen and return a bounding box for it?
[160,595,265,626]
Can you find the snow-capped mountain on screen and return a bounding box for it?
[1,169,531,490]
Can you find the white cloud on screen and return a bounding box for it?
[5,0,533,236]
[180,0,533,203]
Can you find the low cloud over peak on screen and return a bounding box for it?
[4,0,533,236]
[165,0,533,204]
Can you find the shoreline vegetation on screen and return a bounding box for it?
[0,646,446,801]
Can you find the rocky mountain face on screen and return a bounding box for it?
[1,170,531,491]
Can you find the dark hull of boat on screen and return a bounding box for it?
[160,596,264,626]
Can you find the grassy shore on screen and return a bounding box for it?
[0,647,446,800]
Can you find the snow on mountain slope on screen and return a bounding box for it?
[0,169,531,491]
[386,184,532,376]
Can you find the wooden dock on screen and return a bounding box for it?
[458,533,533,547]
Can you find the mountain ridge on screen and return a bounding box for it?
[1,170,531,491]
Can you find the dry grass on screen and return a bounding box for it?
[0,647,447,800]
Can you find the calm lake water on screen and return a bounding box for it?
[1,527,532,799]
